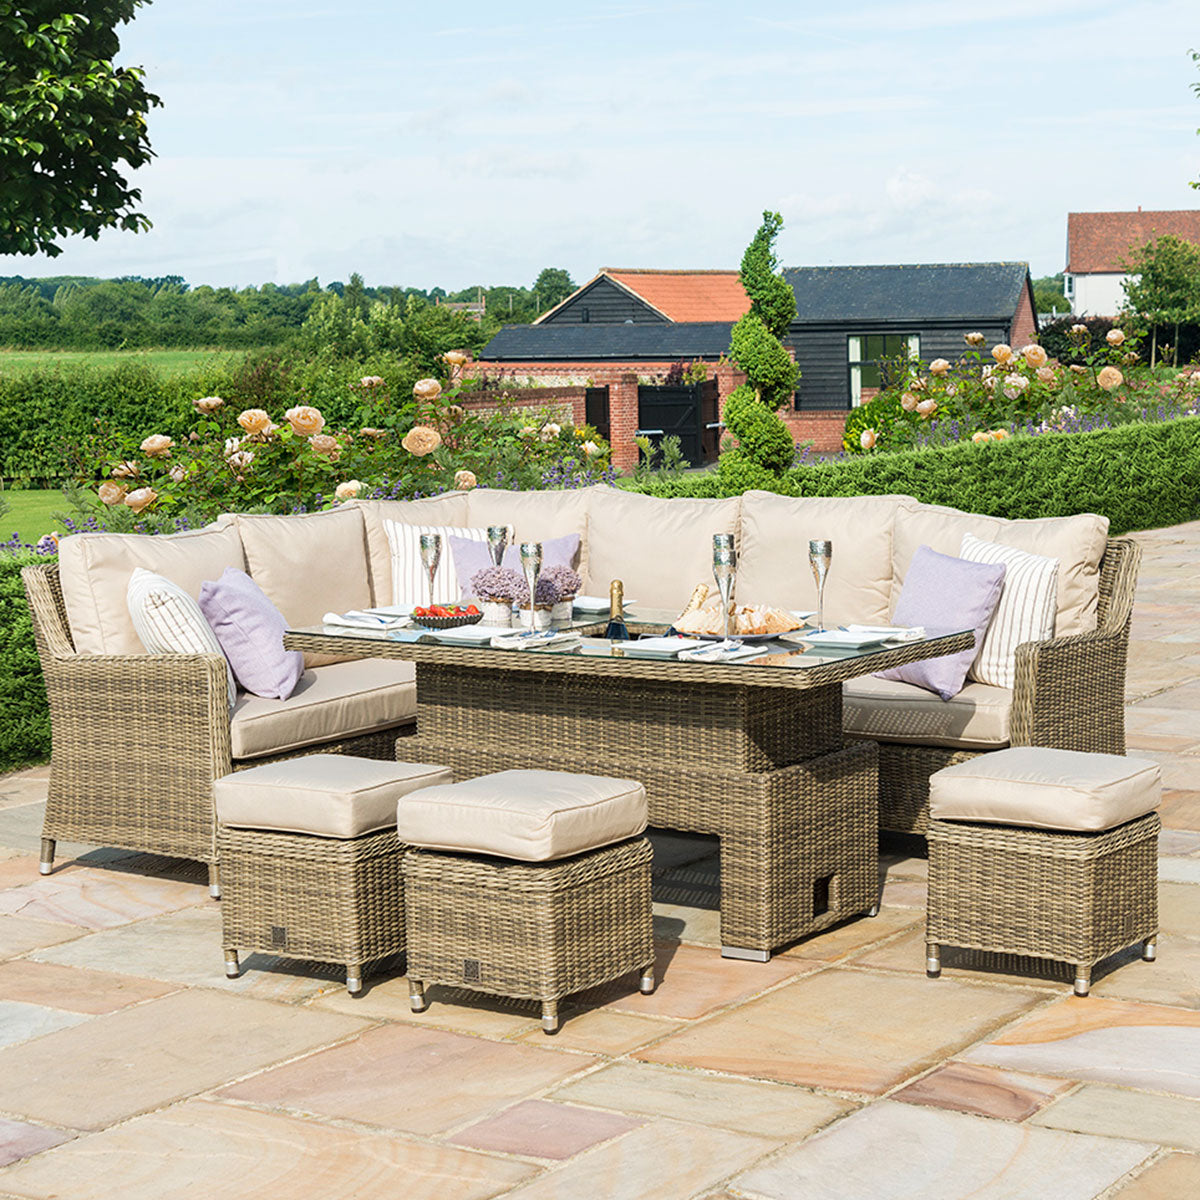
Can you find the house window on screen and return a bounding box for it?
[848,333,919,406]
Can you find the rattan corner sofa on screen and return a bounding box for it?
[23,485,1139,886]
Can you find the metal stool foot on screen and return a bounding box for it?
[866,904,880,918]
[639,965,656,994]
[1074,966,1091,997]
[721,945,771,962]
[223,949,240,979]
[1142,937,1157,962]
[541,1000,559,1035]
[408,979,427,1013]
[926,942,941,978]
[39,838,55,876]
[346,967,363,996]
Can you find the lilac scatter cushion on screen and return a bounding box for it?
[876,545,1006,701]
[449,533,581,603]
[198,567,305,701]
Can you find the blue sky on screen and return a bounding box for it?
[6,0,1200,289]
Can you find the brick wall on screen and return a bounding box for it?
[457,386,585,427]
[1011,284,1038,348]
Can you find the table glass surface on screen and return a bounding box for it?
[288,606,970,677]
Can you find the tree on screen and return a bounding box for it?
[1,2,161,257]
[1122,235,1200,366]
[1191,48,1200,191]
[1033,273,1070,315]
[532,267,574,313]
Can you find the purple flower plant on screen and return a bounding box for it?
[469,566,524,603]
[542,564,581,597]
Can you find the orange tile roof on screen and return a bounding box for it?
[1067,210,1200,274]
[603,269,750,322]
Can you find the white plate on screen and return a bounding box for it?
[800,630,890,649]
[624,636,704,659]
[573,595,637,612]
[423,623,514,644]
[695,631,787,643]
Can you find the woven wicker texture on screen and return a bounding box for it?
[403,837,653,1003]
[218,826,405,970]
[927,811,1159,969]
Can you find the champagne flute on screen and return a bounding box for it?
[487,525,509,567]
[809,539,832,632]
[520,541,543,631]
[712,533,737,643]
[419,533,442,611]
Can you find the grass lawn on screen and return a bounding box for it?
[0,488,75,544]
[0,348,246,376]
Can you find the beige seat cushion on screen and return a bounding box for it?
[737,492,907,625]
[893,501,1110,637]
[930,747,1160,832]
[465,488,589,578]
[230,659,416,760]
[397,769,647,862]
[583,486,740,612]
[57,523,247,657]
[843,676,1012,750]
[235,508,372,668]
[352,495,469,606]
[215,754,451,838]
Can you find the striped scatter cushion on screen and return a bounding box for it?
[126,568,237,708]
[384,522,509,609]
[961,533,1058,689]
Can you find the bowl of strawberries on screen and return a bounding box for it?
[411,603,484,630]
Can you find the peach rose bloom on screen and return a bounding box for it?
[582,440,600,456]
[168,464,186,483]
[226,450,254,471]
[1022,344,1048,369]
[929,359,950,376]
[359,427,386,438]
[972,431,990,444]
[443,350,469,366]
[964,331,985,346]
[1071,324,1088,337]
[335,480,363,501]
[238,409,271,435]
[991,344,1014,365]
[285,406,326,437]
[413,378,442,403]
[124,487,157,514]
[539,422,562,442]
[98,481,128,506]
[402,425,442,456]
[1036,366,1056,384]
[900,392,918,411]
[1098,366,1124,391]
[859,428,877,450]
[446,404,465,422]
[140,434,173,458]
[308,433,339,457]
[1070,364,1089,375]
[194,395,224,414]
[453,469,478,489]
[112,460,139,478]
[990,428,1010,440]
[359,376,384,388]
[1106,329,1126,346]
[916,398,938,417]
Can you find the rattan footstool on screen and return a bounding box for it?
[214,754,451,994]
[398,769,655,1033]
[926,747,1161,996]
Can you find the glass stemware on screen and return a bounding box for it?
[519,541,543,628]
[419,533,442,610]
[712,533,737,643]
[487,525,509,567]
[809,538,832,632]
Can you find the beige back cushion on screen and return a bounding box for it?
[465,488,589,575]
[58,523,247,656]
[893,500,1109,636]
[353,494,469,606]
[736,492,907,625]
[583,487,741,612]
[236,507,372,667]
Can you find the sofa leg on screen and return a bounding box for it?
[224,949,240,979]
[1142,937,1158,962]
[1074,965,1091,997]
[541,1000,559,1035]
[208,864,221,900]
[39,838,55,876]
[926,941,941,978]
[408,979,427,1013]
[346,965,363,996]
[639,964,656,994]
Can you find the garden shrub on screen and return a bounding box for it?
[0,551,50,771]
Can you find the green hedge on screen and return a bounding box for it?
[627,416,1200,536]
[0,551,50,772]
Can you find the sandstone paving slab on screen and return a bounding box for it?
[889,1061,1070,1122]
[0,960,175,1015]
[1159,830,1200,856]
[0,803,95,860]
[1109,1152,1200,1198]
[218,1022,598,1137]
[729,1100,1153,1200]
[447,1099,643,1161]
[876,879,927,909]
[511,1007,682,1056]
[1160,789,1200,831]
[0,917,81,962]
[31,906,346,1003]
[1031,1083,1200,1152]
[0,1119,69,1169]
[495,1117,775,1200]
[1156,882,1200,936]
[1159,858,1200,884]
[1091,934,1200,1009]
[961,997,1200,1098]
[0,1099,534,1200]
[0,1001,87,1050]
[635,968,1042,1096]
[777,907,923,962]
[0,867,206,931]
[0,989,370,1131]
[548,1061,854,1139]
[653,901,721,948]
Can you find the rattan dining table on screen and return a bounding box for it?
[285,613,972,962]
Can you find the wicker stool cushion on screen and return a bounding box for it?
[396,769,646,861]
[930,747,1160,832]
[215,754,451,838]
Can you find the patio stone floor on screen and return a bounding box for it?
[0,520,1197,1197]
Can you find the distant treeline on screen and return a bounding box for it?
[0,269,573,350]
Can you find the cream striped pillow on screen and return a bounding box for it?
[127,568,237,708]
[961,533,1058,689]
[383,522,505,609]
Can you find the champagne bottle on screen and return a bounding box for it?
[604,579,631,641]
